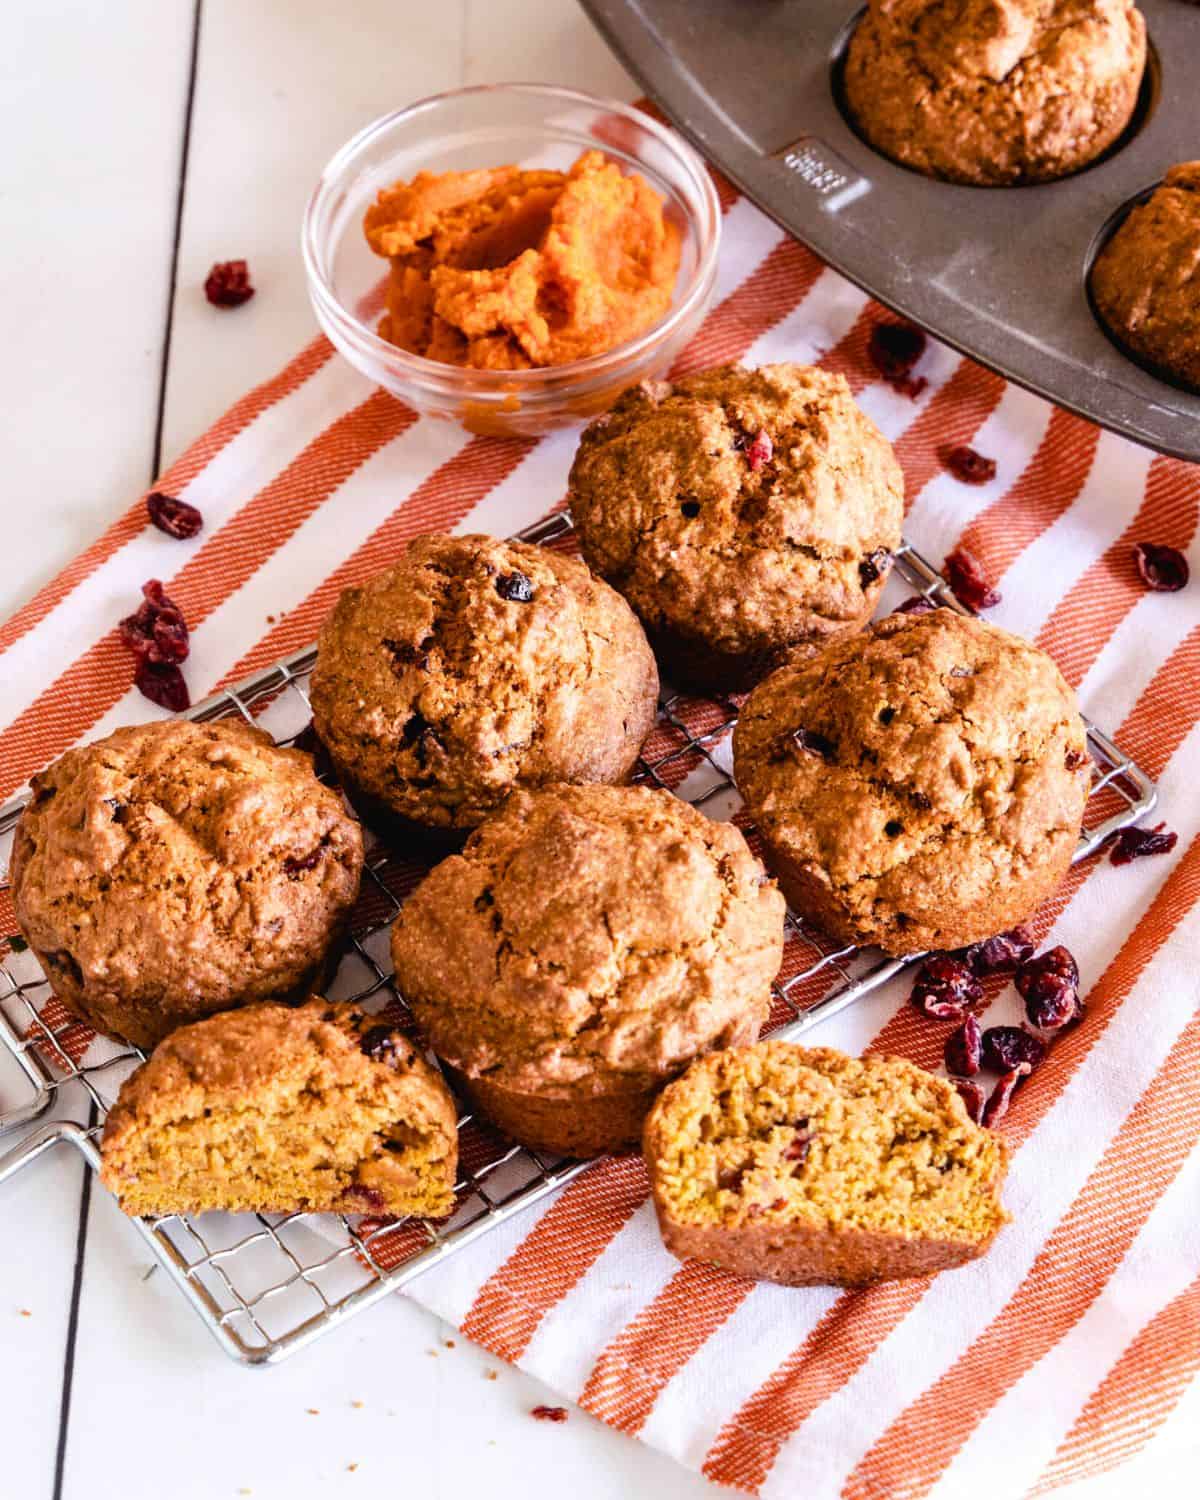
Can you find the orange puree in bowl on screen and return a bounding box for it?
[363,150,682,370]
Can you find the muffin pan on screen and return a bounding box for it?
[579,0,1200,461]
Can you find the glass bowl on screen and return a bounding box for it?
[301,84,722,438]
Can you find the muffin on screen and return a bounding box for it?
[567,364,904,695]
[99,1000,458,1218]
[733,609,1090,954]
[1090,163,1200,391]
[309,533,658,840]
[644,1042,1010,1287]
[391,783,785,1157]
[844,0,1147,186]
[10,720,363,1049]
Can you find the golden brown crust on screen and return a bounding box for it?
[309,533,659,834]
[844,0,1147,186]
[391,783,785,1155]
[567,364,904,694]
[733,609,1090,954]
[1090,162,1200,392]
[99,1000,459,1218]
[10,720,363,1049]
[644,1042,1009,1287]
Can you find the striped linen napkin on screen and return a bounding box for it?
[2,153,1198,1500]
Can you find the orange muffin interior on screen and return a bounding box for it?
[648,1043,1008,1246]
[99,1002,458,1219]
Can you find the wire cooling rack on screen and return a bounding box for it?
[0,511,1157,1366]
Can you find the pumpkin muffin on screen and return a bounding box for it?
[99,1000,458,1218]
[733,609,1090,954]
[644,1042,1010,1286]
[567,363,904,694]
[1090,163,1200,392]
[391,783,785,1157]
[844,0,1147,187]
[10,720,362,1050]
[309,533,658,841]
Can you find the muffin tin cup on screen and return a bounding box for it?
[580,0,1200,461]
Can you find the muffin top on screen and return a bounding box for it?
[99,999,458,1218]
[10,720,363,1046]
[844,0,1147,186]
[310,533,658,831]
[102,999,455,1148]
[1091,163,1200,392]
[391,783,785,1097]
[567,364,904,662]
[733,609,1090,949]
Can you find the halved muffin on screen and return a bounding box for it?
[99,1000,458,1219]
[644,1042,1009,1286]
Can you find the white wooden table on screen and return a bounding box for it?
[1,4,1190,1497]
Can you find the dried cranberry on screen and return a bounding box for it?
[360,1025,407,1069]
[943,547,1001,611]
[1133,542,1189,593]
[382,636,433,672]
[859,548,892,588]
[531,1406,568,1423]
[283,846,324,878]
[982,1064,1031,1128]
[742,429,773,471]
[1016,946,1080,1031]
[119,579,190,665]
[134,660,190,712]
[944,1014,982,1076]
[784,1120,812,1170]
[1065,747,1090,771]
[942,446,997,486]
[146,491,203,539]
[1109,822,1178,866]
[893,595,939,616]
[954,1078,986,1124]
[961,925,1037,976]
[792,726,835,759]
[910,956,983,1021]
[495,570,534,603]
[204,259,255,307]
[338,1184,384,1211]
[868,322,928,398]
[980,1025,1047,1073]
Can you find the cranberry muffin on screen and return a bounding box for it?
[844,0,1147,186]
[733,609,1090,954]
[100,1000,458,1218]
[309,533,658,840]
[567,363,904,694]
[645,1042,1009,1287]
[391,783,785,1157]
[1090,163,1200,392]
[10,720,363,1049]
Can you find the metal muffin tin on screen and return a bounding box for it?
[580,0,1200,461]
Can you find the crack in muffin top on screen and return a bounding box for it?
[391,783,785,1096]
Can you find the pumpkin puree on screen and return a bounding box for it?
[363,150,682,370]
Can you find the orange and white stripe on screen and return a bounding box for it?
[2,147,1198,1499]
